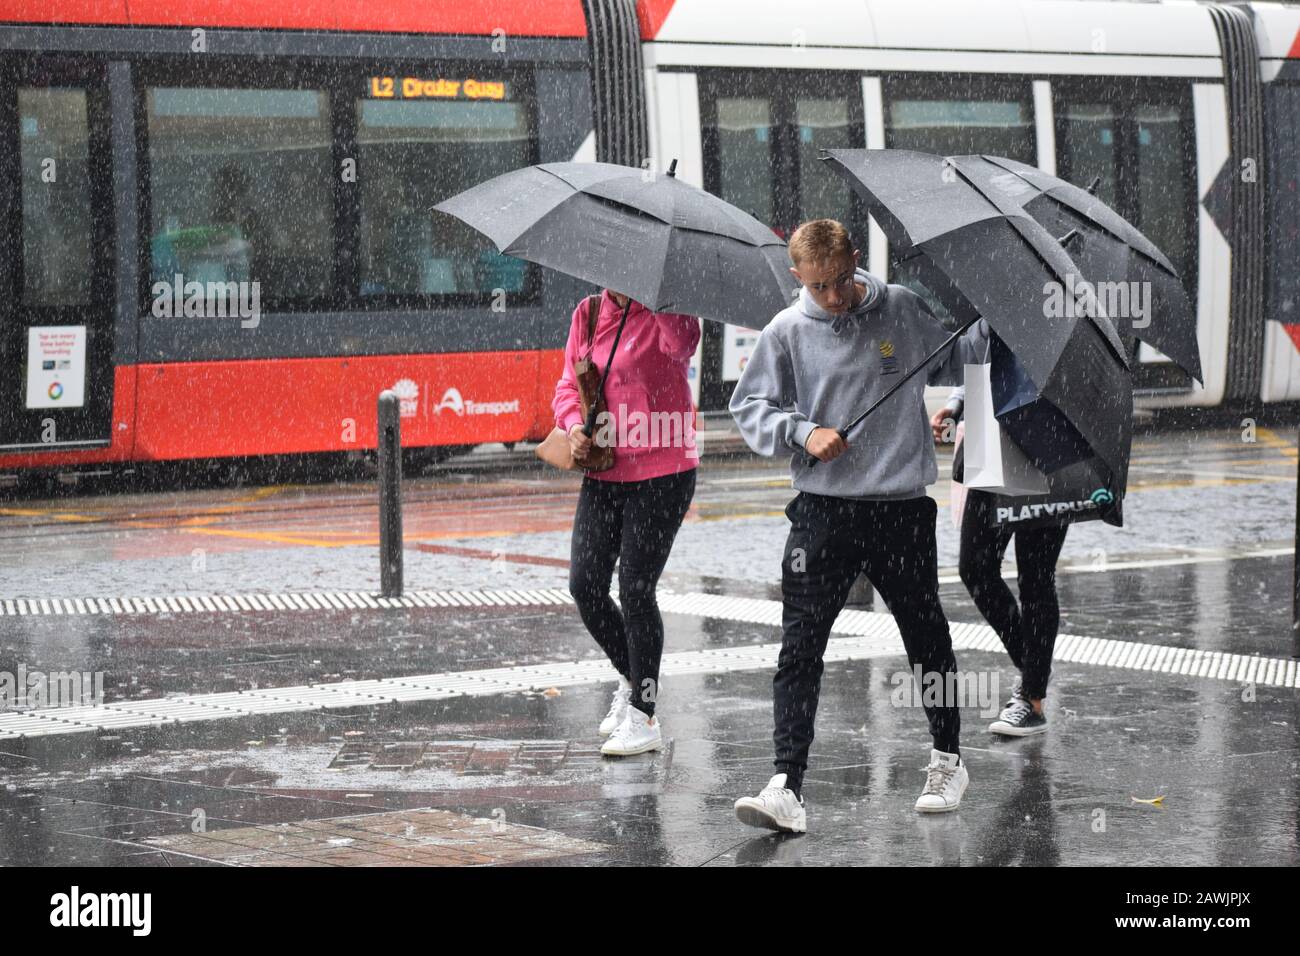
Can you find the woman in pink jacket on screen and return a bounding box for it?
[553,289,700,758]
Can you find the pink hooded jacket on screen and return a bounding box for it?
[552,290,701,483]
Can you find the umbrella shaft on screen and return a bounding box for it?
[840,313,981,438]
[806,313,980,470]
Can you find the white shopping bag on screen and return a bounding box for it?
[962,362,1050,496]
[950,420,967,529]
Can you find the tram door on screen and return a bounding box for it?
[1054,79,1197,392]
[0,60,116,452]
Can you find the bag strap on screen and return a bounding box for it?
[583,295,601,355]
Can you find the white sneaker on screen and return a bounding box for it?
[598,677,632,736]
[915,749,968,813]
[600,706,662,756]
[734,773,807,833]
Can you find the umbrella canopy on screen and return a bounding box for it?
[948,154,1202,383]
[822,147,1133,491]
[432,161,797,329]
[990,331,1131,502]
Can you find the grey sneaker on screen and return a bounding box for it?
[1006,677,1026,707]
[990,697,1048,737]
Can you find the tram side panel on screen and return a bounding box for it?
[1,21,594,469]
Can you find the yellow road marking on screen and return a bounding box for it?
[238,485,291,502]
[1187,457,1296,467]
[1254,427,1298,451]
[692,510,788,522]
[0,485,290,527]
[8,448,1294,552]
[177,485,293,516]
[1128,476,1293,492]
[180,526,565,549]
[0,508,98,522]
[182,527,360,548]
[177,466,1295,546]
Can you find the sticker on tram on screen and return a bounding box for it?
[26,326,86,409]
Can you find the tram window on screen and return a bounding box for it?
[714,97,777,231]
[1055,102,1118,206]
[696,72,863,411]
[1136,102,1192,286]
[796,97,852,224]
[883,78,1035,315]
[1056,83,1196,293]
[884,79,1036,164]
[145,87,333,301]
[20,89,93,306]
[359,95,530,297]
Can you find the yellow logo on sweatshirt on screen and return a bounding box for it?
[879,339,899,375]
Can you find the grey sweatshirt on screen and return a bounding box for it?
[730,269,986,499]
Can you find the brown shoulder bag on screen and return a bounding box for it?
[535,295,615,473]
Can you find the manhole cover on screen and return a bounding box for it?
[142,807,608,866]
[330,739,604,775]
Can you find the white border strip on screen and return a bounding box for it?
[0,589,1292,740]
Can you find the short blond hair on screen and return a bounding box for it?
[788,219,853,267]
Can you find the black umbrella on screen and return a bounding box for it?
[821,148,1132,495]
[434,160,797,439]
[948,154,1202,383]
[432,160,796,330]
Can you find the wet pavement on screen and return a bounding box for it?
[0,425,1297,866]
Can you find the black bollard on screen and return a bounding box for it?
[378,390,403,598]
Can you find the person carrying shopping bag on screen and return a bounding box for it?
[932,387,1069,737]
[554,288,700,757]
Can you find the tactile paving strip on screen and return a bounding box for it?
[0,588,576,618]
[0,588,1293,740]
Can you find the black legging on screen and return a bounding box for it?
[958,489,1068,701]
[569,469,696,717]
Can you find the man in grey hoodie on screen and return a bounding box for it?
[730,219,984,831]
